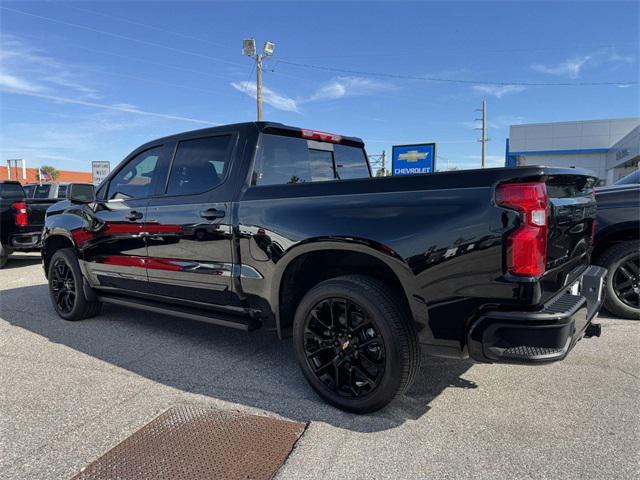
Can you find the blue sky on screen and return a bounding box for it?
[1,1,638,172]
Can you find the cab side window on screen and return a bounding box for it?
[107,147,164,200]
[33,184,51,198]
[165,136,232,196]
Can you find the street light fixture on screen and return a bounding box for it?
[242,38,276,121]
[263,41,275,56]
[242,38,256,57]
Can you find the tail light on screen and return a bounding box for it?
[301,129,342,143]
[496,182,548,277]
[12,201,28,226]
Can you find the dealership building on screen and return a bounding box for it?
[506,117,640,184]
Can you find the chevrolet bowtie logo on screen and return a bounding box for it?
[398,150,428,162]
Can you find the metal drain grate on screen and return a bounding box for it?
[72,405,306,480]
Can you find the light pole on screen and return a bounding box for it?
[243,38,275,121]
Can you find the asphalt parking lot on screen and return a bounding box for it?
[1,253,638,480]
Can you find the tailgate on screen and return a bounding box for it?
[546,173,597,271]
[540,173,598,305]
[24,199,52,228]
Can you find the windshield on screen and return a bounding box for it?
[614,170,640,185]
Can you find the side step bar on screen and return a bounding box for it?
[97,294,261,331]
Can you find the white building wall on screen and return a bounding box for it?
[510,118,639,153]
[509,118,640,184]
[518,153,607,180]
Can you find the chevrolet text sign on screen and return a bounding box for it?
[391,143,436,176]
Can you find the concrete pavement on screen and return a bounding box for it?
[1,253,638,479]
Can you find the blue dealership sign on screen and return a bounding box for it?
[391,143,436,176]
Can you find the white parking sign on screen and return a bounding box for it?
[92,161,110,186]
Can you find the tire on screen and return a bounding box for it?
[48,248,101,321]
[595,240,640,320]
[293,275,420,413]
[0,244,8,269]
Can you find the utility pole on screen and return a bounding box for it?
[256,54,263,121]
[475,99,489,168]
[243,39,275,122]
[381,150,387,176]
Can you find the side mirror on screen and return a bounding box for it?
[67,183,95,204]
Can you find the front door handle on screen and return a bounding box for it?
[126,211,144,221]
[200,208,225,220]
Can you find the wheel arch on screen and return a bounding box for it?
[593,221,640,262]
[42,230,77,278]
[271,238,426,339]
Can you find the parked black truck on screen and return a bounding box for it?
[42,122,606,412]
[593,174,640,319]
[0,181,56,268]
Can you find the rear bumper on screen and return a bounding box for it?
[467,265,607,364]
[9,232,42,250]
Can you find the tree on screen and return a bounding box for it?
[375,168,388,177]
[38,165,60,181]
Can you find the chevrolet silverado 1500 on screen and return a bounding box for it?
[0,180,60,268]
[42,122,606,412]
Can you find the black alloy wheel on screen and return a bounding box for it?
[293,275,420,413]
[48,248,101,321]
[612,255,640,310]
[50,257,77,314]
[303,298,386,398]
[596,241,640,320]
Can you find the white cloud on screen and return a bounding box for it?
[531,48,636,79]
[43,74,101,99]
[229,75,394,112]
[231,81,299,112]
[1,88,219,125]
[307,76,393,102]
[0,73,44,92]
[531,56,592,79]
[0,34,100,98]
[472,84,527,98]
[607,51,635,64]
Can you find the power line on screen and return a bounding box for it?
[0,5,244,67]
[277,42,639,60]
[276,60,637,86]
[14,31,240,83]
[51,1,237,51]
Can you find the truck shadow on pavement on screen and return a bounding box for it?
[1,284,477,432]
[3,254,42,270]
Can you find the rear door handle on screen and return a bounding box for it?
[126,211,144,221]
[200,208,225,220]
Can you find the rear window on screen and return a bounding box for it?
[57,184,68,199]
[252,134,370,186]
[22,184,35,197]
[0,183,25,198]
[33,184,51,198]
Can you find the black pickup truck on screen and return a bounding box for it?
[42,122,606,412]
[593,172,640,319]
[0,181,56,268]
